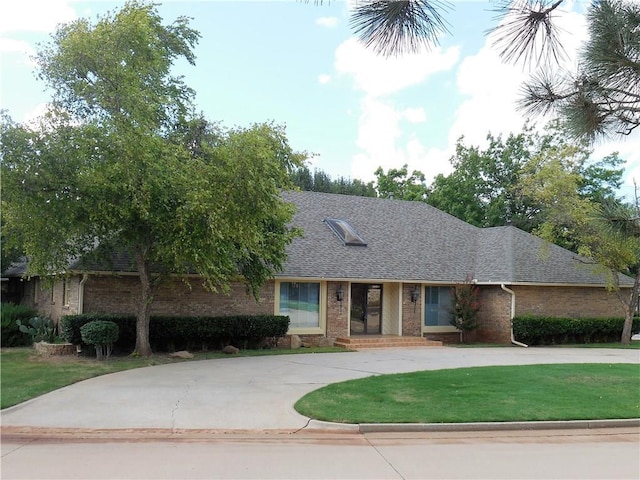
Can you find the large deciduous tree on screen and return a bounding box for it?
[518,153,639,344]
[427,124,624,239]
[374,164,429,201]
[1,1,304,356]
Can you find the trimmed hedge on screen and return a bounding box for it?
[61,314,290,352]
[513,315,640,345]
[1,303,37,347]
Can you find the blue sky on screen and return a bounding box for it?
[1,0,639,197]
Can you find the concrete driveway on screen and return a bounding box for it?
[2,347,639,431]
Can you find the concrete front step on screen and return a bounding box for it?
[334,336,443,350]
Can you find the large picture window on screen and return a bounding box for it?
[425,286,453,327]
[279,282,320,329]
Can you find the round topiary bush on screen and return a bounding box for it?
[80,320,119,360]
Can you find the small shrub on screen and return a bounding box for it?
[1,303,36,347]
[449,277,481,342]
[81,321,119,360]
[16,316,56,343]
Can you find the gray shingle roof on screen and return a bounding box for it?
[281,191,633,286]
[4,190,632,287]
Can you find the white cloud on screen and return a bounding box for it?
[350,98,444,182]
[318,74,331,84]
[316,16,338,28]
[0,37,35,57]
[0,0,76,33]
[334,37,460,180]
[403,107,426,124]
[335,38,459,97]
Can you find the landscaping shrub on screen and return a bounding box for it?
[16,316,56,343]
[61,314,136,353]
[62,314,290,352]
[81,320,119,360]
[1,303,36,347]
[513,315,640,345]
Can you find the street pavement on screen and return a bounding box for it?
[2,428,639,479]
[1,346,639,432]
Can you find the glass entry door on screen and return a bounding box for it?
[350,284,382,335]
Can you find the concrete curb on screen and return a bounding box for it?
[357,418,640,433]
[304,418,640,433]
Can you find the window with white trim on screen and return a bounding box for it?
[278,282,320,329]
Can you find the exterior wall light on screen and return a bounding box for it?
[411,285,420,303]
[337,284,344,302]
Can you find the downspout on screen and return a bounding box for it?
[501,284,528,347]
[77,273,89,315]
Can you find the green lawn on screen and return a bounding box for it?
[295,363,640,423]
[0,346,345,409]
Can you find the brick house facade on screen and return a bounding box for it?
[6,191,633,346]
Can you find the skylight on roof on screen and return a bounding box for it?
[324,218,367,247]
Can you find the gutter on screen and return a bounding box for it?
[500,284,528,348]
[77,273,89,315]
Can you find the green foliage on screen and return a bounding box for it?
[62,314,290,352]
[513,315,640,346]
[1,303,36,347]
[291,165,376,197]
[1,2,304,356]
[16,316,56,344]
[520,0,640,140]
[428,124,623,237]
[80,321,120,346]
[449,278,480,339]
[81,320,119,360]
[374,164,429,201]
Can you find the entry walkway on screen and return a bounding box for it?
[2,347,639,432]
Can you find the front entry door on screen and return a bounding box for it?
[350,284,382,335]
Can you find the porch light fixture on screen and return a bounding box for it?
[337,284,344,302]
[411,285,420,303]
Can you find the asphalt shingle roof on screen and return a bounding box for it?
[281,191,633,286]
[4,190,632,287]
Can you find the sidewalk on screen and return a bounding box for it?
[2,347,639,432]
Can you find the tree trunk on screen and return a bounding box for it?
[620,270,640,345]
[134,247,154,357]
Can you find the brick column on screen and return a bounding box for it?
[326,281,348,339]
[402,283,421,337]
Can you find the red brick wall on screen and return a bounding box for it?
[326,281,348,339]
[401,284,421,337]
[83,275,274,317]
[470,285,628,344]
[513,285,627,318]
[471,286,512,343]
[21,277,82,327]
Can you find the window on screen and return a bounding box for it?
[324,218,367,246]
[279,282,320,329]
[425,286,453,327]
[63,279,70,307]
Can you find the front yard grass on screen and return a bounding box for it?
[294,363,640,423]
[0,346,345,409]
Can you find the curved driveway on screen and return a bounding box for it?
[2,347,639,431]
